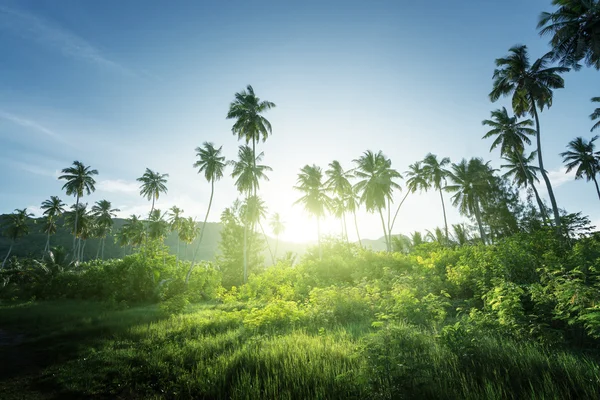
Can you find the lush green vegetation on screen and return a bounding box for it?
[2,1,600,398]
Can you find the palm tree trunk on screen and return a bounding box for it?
[389,191,410,242]
[176,236,180,266]
[342,212,349,243]
[150,197,155,216]
[80,240,86,262]
[530,96,562,233]
[473,200,487,245]
[516,153,550,224]
[44,232,50,257]
[243,222,248,282]
[102,237,105,260]
[317,216,322,260]
[259,221,275,265]
[96,241,101,259]
[72,195,80,261]
[378,208,390,252]
[592,175,600,202]
[186,179,215,285]
[353,210,362,248]
[439,188,449,240]
[1,242,13,269]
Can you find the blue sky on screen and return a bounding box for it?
[0,0,598,242]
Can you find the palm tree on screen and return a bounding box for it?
[64,203,93,261]
[446,158,494,245]
[330,197,348,241]
[1,208,33,268]
[591,97,600,131]
[40,196,66,254]
[389,161,430,240]
[294,164,331,259]
[501,150,548,220]
[147,209,169,242]
[489,45,569,231]
[353,151,401,252]
[242,195,274,264]
[325,160,353,241]
[229,145,272,283]
[226,84,276,192]
[538,0,600,70]
[187,143,227,284]
[179,217,199,260]
[426,227,446,244]
[452,224,470,246]
[116,215,145,253]
[168,206,184,264]
[560,135,600,200]
[345,185,363,247]
[137,168,169,216]
[91,200,120,260]
[422,153,451,240]
[410,231,424,247]
[269,213,285,260]
[58,161,98,260]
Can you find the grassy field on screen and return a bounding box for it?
[1,300,599,400]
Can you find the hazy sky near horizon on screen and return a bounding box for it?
[0,0,598,243]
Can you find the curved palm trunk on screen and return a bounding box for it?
[72,195,80,261]
[530,97,562,234]
[342,212,349,243]
[317,216,322,260]
[473,200,487,245]
[186,180,215,285]
[101,237,106,260]
[439,188,449,240]
[389,191,410,242]
[80,240,86,262]
[96,242,101,259]
[2,241,13,269]
[516,154,550,224]
[353,210,362,248]
[378,208,390,252]
[592,175,600,202]
[44,231,51,257]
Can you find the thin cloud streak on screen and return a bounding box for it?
[97,179,139,194]
[7,160,60,178]
[0,110,66,142]
[0,5,134,76]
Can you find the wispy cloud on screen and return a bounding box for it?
[97,179,139,194]
[0,5,133,76]
[547,166,575,189]
[7,160,60,178]
[0,110,66,142]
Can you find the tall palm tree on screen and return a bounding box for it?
[91,200,120,260]
[489,45,569,231]
[137,168,169,217]
[482,107,548,222]
[269,213,285,260]
[58,161,98,260]
[64,203,93,261]
[116,215,145,253]
[229,145,272,283]
[591,97,600,131]
[538,0,600,70]
[179,217,199,260]
[226,84,276,192]
[1,208,33,268]
[422,153,451,240]
[242,195,274,264]
[41,196,66,254]
[560,135,600,200]
[294,164,331,259]
[353,150,401,252]
[501,150,548,220]
[389,161,431,240]
[330,197,348,241]
[325,160,353,241]
[147,209,169,242]
[446,158,494,245]
[187,142,227,283]
[168,206,184,264]
[345,185,363,247]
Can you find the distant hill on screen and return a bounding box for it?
[0,215,308,265]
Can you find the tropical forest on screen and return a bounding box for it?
[1,1,600,399]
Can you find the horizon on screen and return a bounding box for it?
[1,0,599,244]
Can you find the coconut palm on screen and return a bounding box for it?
[294,164,332,259]
[422,154,451,240]
[410,231,424,247]
[501,150,548,221]
[489,45,569,231]
[226,84,276,190]
[353,150,401,252]
[446,158,494,245]
[58,161,98,260]
[325,160,353,241]
[40,196,66,254]
[426,227,446,244]
[116,215,145,253]
[330,197,348,241]
[538,0,600,70]
[345,185,363,247]
[269,213,285,260]
[91,200,120,260]
[452,224,470,246]
[389,161,431,241]
[242,195,274,264]
[179,217,199,260]
[229,145,272,283]
[137,168,169,216]
[64,203,93,261]
[147,209,169,242]
[560,135,600,200]
[1,208,33,268]
[187,143,227,283]
[168,206,184,264]
[591,97,600,131]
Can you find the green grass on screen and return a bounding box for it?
[1,300,599,399]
